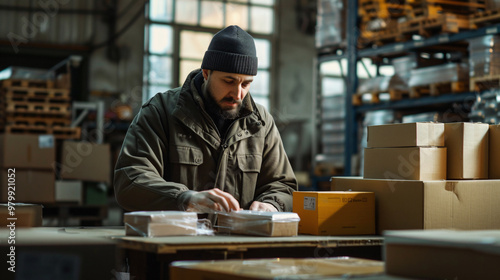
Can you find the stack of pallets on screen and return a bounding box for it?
[0,79,80,139]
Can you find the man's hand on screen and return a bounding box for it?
[186,188,240,213]
[249,201,278,212]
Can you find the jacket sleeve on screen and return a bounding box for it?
[113,100,194,211]
[253,109,298,212]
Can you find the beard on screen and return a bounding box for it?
[204,85,244,120]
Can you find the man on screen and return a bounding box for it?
[114,25,297,214]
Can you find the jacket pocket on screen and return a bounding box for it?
[169,146,203,188]
[236,154,262,209]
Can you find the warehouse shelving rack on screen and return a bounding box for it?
[315,1,500,176]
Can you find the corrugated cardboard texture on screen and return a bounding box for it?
[0,169,55,203]
[444,122,489,179]
[60,141,111,184]
[332,177,500,234]
[490,125,500,179]
[0,134,55,169]
[293,191,375,235]
[384,230,500,280]
[55,180,83,204]
[364,147,446,180]
[170,258,384,280]
[367,122,445,148]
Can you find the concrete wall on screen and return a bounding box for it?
[275,0,316,171]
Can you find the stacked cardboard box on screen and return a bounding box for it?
[364,122,446,181]
[332,122,500,234]
[0,134,56,203]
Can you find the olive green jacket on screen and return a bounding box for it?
[114,70,297,212]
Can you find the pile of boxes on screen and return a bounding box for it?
[333,122,500,234]
[0,133,111,207]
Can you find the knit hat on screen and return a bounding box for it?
[201,25,258,76]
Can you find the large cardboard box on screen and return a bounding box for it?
[332,177,500,234]
[364,147,446,180]
[217,211,300,237]
[0,169,55,203]
[0,134,55,169]
[170,257,384,280]
[60,141,111,184]
[124,211,198,237]
[384,230,500,280]
[367,122,445,148]
[0,203,43,227]
[490,124,500,179]
[444,122,489,179]
[293,191,375,235]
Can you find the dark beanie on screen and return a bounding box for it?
[201,25,258,76]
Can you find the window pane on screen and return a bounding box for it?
[251,6,273,34]
[180,31,213,60]
[149,25,173,54]
[320,60,343,76]
[251,0,274,5]
[148,84,171,101]
[201,0,223,28]
[252,96,269,110]
[251,70,269,95]
[175,0,198,25]
[254,39,270,69]
[149,55,172,85]
[322,77,345,96]
[226,3,248,29]
[149,0,173,22]
[180,60,203,85]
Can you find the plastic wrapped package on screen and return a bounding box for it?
[357,75,408,94]
[124,211,213,237]
[468,35,500,77]
[316,0,346,48]
[170,257,384,280]
[408,63,469,87]
[217,210,300,237]
[0,66,55,80]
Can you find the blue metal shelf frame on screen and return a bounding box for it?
[316,6,500,176]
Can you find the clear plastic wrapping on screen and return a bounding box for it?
[408,63,469,87]
[469,35,500,77]
[217,210,300,237]
[124,211,214,237]
[316,0,345,48]
[356,75,409,94]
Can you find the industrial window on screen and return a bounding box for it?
[144,0,275,110]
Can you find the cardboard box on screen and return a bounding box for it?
[60,141,111,184]
[55,180,83,204]
[332,177,500,234]
[0,203,43,227]
[0,134,55,169]
[367,122,445,148]
[490,124,500,179]
[0,169,55,203]
[444,122,489,179]
[384,230,500,280]
[293,191,375,235]
[364,147,446,180]
[170,257,384,280]
[217,211,300,237]
[124,211,198,237]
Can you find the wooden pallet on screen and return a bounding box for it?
[5,115,71,127]
[410,81,468,98]
[399,13,471,37]
[1,79,55,89]
[360,0,407,20]
[3,86,70,100]
[5,100,71,115]
[470,9,500,28]
[470,75,500,91]
[4,124,81,140]
[352,89,410,105]
[4,95,70,105]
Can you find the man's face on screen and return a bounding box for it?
[202,69,254,119]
